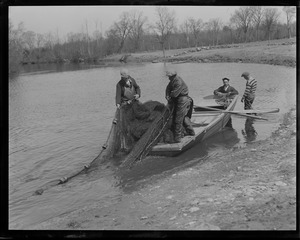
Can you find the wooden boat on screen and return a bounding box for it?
[150,95,239,157]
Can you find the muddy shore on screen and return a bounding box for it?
[30,38,297,233]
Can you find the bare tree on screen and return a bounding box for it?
[36,33,45,49]
[85,20,91,58]
[152,6,176,58]
[45,32,55,51]
[263,8,280,41]
[210,18,222,45]
[113,11,133,53]
[230,6,253,42]
[180,19,191,48]
[22,31,36,50]
[188,17,203,47]
[250,6,264,41]
[128,10,147,52]
[283,6,296,38]
[9,21,25,74]
[36,33,45,62]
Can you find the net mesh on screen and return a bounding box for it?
[91,100,173,168]
[34,100,173,195]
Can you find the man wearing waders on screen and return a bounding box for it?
[116,68,141,151]
[165,70,195,143]
[116,68,141,108]
[241,72,257,110]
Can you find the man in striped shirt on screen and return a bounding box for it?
[241,72,257,110]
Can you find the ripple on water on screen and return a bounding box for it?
[9,62,296,229]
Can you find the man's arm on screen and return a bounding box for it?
[228,86,239,96]
[213,86,223,95]
[130,77,141,97]
[169,78,183,98]
[116,84,122,106]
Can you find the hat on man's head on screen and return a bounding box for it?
[222,77,230,81]
[120,68,129,77]
[166,69,177,77]
[241,72,250,78]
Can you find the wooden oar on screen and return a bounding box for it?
[194,108,279,115]
[193,105,268,120]
[203,94,217,99]
[202,94,235,100]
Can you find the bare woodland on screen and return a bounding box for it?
[9,6,296,75]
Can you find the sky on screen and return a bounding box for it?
[9,5,288,40]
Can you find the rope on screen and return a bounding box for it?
[33,109,120,196]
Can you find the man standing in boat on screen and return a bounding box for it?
[165,70,195,143]
[116,68,141,108]
[241,72,257,110]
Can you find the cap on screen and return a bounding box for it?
[222,77,230,81]
[241,72,250,78]
[120,68,129,77]
[166,70,177,77]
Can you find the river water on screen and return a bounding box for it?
[9,62,296,229]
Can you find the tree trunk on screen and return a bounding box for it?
[118,40,125,54]
[161,43,166,58]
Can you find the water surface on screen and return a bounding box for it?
[9,62,296,229]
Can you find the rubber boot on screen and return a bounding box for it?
[184,116,195,136]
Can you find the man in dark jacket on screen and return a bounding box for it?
[116,68,141,108]
[165,70,195,143]
[213,77,239,97]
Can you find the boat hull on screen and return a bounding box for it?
[150,95,238,157]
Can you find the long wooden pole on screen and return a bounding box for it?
[193,105,268,120]
[194,108,279,115]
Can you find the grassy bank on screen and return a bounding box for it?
[104,38,296,68]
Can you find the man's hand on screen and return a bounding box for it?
[116,104,121,109]
[134,94,140,100]
[165,95,171,101]
[241,97,244,103]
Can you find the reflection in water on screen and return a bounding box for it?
[241,118,257,142]
[206,117,240,148]
[21,62,125,75]
[115,117,240,193]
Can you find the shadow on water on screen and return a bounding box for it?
[20,62,138,76]
[20,62,109,75]
[110,118,240,193]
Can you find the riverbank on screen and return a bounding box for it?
[29,38,297,232]
[105,37,296,68]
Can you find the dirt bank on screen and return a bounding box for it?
[105,38,296,68]
[30,38,297,233]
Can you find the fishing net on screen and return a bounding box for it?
[215,95,236,108]
[91,100,174,169]
[34,100,173,195]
